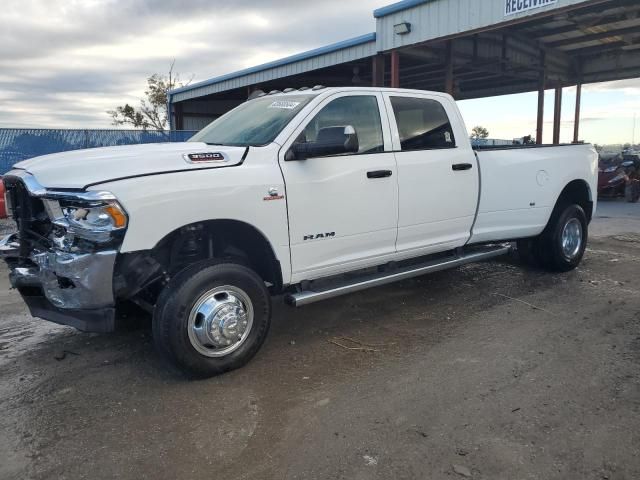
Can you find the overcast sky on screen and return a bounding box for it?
[1,0,638,145]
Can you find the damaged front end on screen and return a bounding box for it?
[1,170,128,332]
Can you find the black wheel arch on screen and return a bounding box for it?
[555,179,593,223]
[154,219,284,292]
[114,219,284,306]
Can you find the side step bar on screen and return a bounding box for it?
[284,245,511,307]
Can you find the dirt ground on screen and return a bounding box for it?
[1,200,639,480]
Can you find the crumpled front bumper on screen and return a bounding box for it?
[1,233,118,333]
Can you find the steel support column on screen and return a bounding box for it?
[573,82,582,143]
[391,50,400,88]
[174,102,184,131]
[373,54,385,87]
[445,41,454,96]
[553,86,563,145]
[536,87,545,145]
[536,51,545,145]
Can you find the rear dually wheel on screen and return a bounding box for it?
[518,203,588,272]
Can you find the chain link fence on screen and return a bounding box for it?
[0,129,198,174]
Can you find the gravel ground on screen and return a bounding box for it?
[0,201,639,480]
[0,218,15,236]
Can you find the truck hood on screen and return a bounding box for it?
[12,142,248,189]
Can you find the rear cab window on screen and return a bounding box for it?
[389,96,456,151]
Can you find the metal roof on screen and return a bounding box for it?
[170,0,640,107]
[170,33,376,103]
[373,0,435,18]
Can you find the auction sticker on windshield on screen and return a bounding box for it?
[269,101,301,110]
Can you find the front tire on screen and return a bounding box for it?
[153,260,271,377]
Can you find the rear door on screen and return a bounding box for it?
[279,92,398,281]
[383,93,478,257]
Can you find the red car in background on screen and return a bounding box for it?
[598,154,640,202]
[598,160,628,197]
[0,178,7,219]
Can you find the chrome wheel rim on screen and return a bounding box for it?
[187,285,254,357]
[561,218,583,260]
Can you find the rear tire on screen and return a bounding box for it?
[518,203,588,272]
[153,260,271,378]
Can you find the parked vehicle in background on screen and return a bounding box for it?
[599,155,627,197]
[621,153,640,172]
[598,153,640,202]
[624,154,640,203]
[0,178,6,219]
[1,87,598,377]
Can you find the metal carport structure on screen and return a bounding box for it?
[169,0,640,144]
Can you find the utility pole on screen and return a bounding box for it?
[633,113,637,147]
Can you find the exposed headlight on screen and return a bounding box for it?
[43,196,128,244]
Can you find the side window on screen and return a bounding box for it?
[300,96,384,155]
[390,96,456,151]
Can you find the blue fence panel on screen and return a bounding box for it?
[0,129,198,175]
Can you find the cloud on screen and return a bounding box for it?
[1,0,638,143]
[583,78,640,96]
[0,0,383,128]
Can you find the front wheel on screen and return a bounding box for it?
[519,204,588,272]
[153,260,271,377]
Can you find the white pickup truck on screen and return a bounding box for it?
[1,87,597,376]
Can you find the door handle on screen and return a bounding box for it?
[452,163,473,171]
[367,170,393,179]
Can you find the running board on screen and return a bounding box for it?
[284,245,512,307]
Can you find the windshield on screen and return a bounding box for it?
[189,95,317,147]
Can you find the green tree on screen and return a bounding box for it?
[108,61,192,131]
[470,125,490,140]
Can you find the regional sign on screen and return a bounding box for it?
[505,0,558,16]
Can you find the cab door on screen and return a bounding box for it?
[383,93,479,257]
[279,92,398,282]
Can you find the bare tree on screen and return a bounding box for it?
[108,61,192,131]
[470,125,490,140]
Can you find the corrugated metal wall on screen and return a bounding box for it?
[183,117,213,131]
[376,0,593,51]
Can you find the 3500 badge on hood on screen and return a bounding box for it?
[184,152,227,163]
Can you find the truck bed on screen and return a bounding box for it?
[469,143,598,244]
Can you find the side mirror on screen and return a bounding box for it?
[286,126,359,161]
